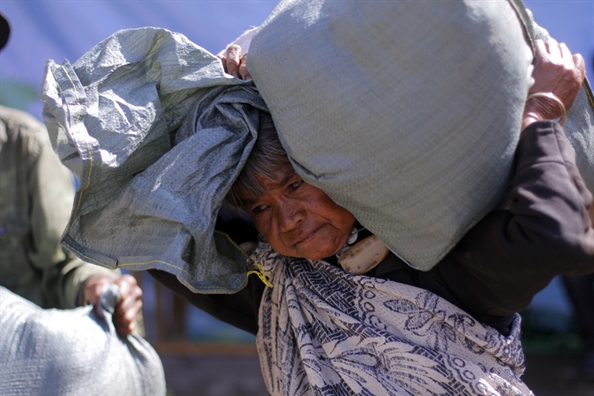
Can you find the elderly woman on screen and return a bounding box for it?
[150,39,593,394]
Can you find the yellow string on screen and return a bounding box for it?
[247,262,274,288]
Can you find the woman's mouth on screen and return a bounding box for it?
[295,226,322,246]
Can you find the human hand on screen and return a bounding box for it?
[522,39,585,129]
[217,44,251,80]
[82,274,143,336]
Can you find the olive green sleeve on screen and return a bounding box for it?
[27,125,119,309]
[58,254,121,309]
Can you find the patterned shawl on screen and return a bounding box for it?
[253,242,533,396]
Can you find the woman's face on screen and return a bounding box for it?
[239,169,356,260]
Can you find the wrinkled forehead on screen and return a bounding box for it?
[237,166,297,205]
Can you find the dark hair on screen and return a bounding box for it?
[226,110,293,209]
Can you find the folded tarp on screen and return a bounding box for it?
[0,285,166,395]
[40,28,267,293]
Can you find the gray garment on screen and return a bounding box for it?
[40,28,267,294]
[0,285,166,395]
[253,242,532,395]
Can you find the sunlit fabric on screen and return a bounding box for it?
[40,28,267,293]
[254,242,533,395]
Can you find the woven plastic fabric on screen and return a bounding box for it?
[248,0,593,270]
[40,28,267,293]
[0,285,166,395]
[40,6,593,294]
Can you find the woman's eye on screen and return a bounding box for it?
[288,180,302,192]
[251,204,268,214]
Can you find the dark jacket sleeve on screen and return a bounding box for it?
[149,269,265,336]
[436,121,594,320]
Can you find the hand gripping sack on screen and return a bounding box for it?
[0,286,166,395]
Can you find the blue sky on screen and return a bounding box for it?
[0,1,279,117]
[0,0,591,120]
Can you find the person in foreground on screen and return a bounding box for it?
[0,13,142,336]
[152,39,593,394]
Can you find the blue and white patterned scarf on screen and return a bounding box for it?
[253,242,533,396]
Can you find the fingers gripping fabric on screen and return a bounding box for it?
[0,286,166,395]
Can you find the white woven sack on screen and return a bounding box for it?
[0,286,166,395]
[248,0,582,270]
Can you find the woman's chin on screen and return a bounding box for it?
[297,243,343,261]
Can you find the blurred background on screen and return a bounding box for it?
[1,1,592,395]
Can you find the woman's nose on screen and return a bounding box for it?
[277,200,306,231]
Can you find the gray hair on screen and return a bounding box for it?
[226,110,293,209]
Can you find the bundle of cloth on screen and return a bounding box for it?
[0,285,166,395]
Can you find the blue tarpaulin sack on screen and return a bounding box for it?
[40,28,267,294]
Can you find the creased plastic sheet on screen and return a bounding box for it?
[40,28,267,293]
[0,285,166,395]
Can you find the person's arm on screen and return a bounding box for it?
[521,39,585,130]
[443,120,593,319]
[25,120,91,309]
[436,40,592,319]
[28,127,143,335]
[149,269,264,336]
[78,271,143,335]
